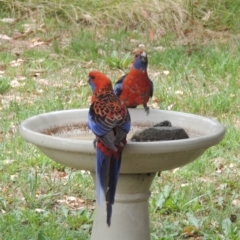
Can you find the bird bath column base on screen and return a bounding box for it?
[90,172,156,240]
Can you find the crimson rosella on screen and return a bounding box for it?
[88,71,131,227]
[114,50,153,114]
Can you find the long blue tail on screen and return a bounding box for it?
[96,149,109,206]
[96,147,122,226]
[106,153,122,226]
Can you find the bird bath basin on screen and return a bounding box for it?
[19,109,225,240]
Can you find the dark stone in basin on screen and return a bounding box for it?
[131,121,189,142]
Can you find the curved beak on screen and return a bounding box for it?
[141,51,147,62]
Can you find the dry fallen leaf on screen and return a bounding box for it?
[202,10,213,21]
[0,18,16,24]
[232,199,240,206]
[153,46,165,51]
[215,163,224,173]
[138,43,145,48]
[151,102,159,109]
[35,208,45,213]
[10,79,25,88]
[149,29,155,41]
[183,226,199,237]
[162,70,170,76]
[78,79,87,87]
[9,59,24,67]
[167,103,174,110]
[175,90,183,95]
[10,174,18,181]
[29,39,48,48]
[2,159,15,165]
[56,195,88,210]
[1,209,6,214]
[0,34,12,41]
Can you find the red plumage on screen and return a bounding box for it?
[114,50,153,114]
[87,71,131,226]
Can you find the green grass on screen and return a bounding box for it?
[0,0,240,239]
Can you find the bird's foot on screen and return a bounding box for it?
[144,105,150,115]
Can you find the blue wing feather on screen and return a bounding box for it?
[114,74,126,97]
[88,105,112,136]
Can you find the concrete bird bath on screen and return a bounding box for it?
[19,109,225,240]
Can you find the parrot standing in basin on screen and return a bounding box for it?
[88,71,131,226]
[114,50,153,114]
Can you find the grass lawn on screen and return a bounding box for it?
[0,0,240,239]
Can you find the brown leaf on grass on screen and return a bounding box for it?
[56,195,93,210]
[79,14,93,24]
[0,63,6,71]
[149,29,155,41]
[9,59,24,67]
[40,169,68,181]
[29,38,49,48]
[151,102,159,109]
[212,157,226,174]
[29,35,60,48]
[149,96,160,109]
[182,226,199,237]
[0,34,12,41]
[52,170,67,179]
[215,163,224,173]
[13,30,34,40]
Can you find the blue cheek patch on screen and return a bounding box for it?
[133,57,148,70]
[89,81,95,92]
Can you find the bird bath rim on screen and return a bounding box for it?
[19,108,225,154]
[19,108,225,240]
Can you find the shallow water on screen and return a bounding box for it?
[42,123,202,141]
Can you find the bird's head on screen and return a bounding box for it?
[132,50,148,71]
[88,71,113,93]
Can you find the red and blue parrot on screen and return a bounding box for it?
[88,71,131,226]
[114,50,153,114]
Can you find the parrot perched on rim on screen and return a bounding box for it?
[87,71,131,227]
[114,50,153,114]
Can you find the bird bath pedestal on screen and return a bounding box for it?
[19,109,225,240]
